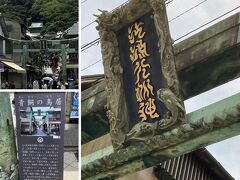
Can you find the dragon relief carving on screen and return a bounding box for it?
[125,122,157,142]
[125,88,185,142]
[151,0,180,96]
[98,25,129,149]
[95,6,128,31]
[95,0,151,32]
[150,0,185,127]
[157,88,185,130]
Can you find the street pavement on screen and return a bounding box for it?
[64,152,79,180]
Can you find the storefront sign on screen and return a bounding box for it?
[70,92,79,119]
[0,64,4,72]
[15,92,65,180]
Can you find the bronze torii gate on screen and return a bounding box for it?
[81,0,240,179]
[82,93,240,179]
[0,93,18,180]
[13,40,76,88]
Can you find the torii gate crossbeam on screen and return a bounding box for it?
[82,92,240,179]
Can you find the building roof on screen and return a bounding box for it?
[26,31,41,38]
[64,22,78,36]
[28,22,43,29]
[195,148,234,180]
[81,74,104,91]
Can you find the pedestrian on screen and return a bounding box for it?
[9,81,16,89]
[5,82,9,89]
[52,80,58,89]
[61,81,66,89]
[33,80,39,89]
[27,81,33,89]
[1,82,6,89]
[42,83,48,89]
[48,79,53,89]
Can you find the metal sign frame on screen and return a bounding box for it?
[96,0,185,149]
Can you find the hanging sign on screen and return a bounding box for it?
[96,0,185,149]
[15,92,65,180]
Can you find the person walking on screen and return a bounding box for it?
[9,81,16,89]
[33,80,39,89]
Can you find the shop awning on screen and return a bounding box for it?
[0,61,26,73]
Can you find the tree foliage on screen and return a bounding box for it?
[0,0,28,23]
[0,0,78,34]
[32,0,78,33]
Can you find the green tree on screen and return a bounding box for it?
[0,0,78,34]
[0,0,28,23]
[31,0,78,33]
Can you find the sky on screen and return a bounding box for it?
[81,0,240,179]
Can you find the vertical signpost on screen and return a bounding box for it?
[15,92,65,180]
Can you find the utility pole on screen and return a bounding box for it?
[0,93,18,180]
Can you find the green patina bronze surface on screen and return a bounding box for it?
[0,93,18,180]
[82,92,240,179]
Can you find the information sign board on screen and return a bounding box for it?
[15,92,65,180]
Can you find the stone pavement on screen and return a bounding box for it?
[64,152,79,180]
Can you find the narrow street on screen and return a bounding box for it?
[34,128,47,136]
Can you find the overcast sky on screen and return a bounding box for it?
[81,0,240,179]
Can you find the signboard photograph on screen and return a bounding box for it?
[96,0,186,149]
[15,92,65,180]
[20,106,61,138]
